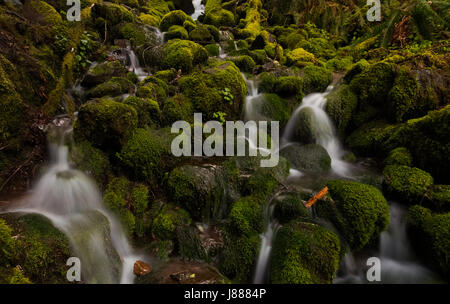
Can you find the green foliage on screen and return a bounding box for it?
[220,87,234,105]
[316,180,390,250]
[383,165,434,204]
[270,221,340,284]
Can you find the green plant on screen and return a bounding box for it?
[220,87,234,105]
[213,111,227,124]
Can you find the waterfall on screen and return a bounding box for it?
[191,0,205,20]
[125,47,148,82]
[219,45,227,59]
[254,204,279,284]
[335,203,437,284]
[282,87,352,176]
[5,117,144,284]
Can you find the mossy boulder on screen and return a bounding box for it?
[424,185,450,212]
[228,55,255,73]
[30,0,63,25]
[325,84,358,136]
[166,25,189,40]
[118,23,148,46]
[86,77,133,98]
[161,93,194,126]
[273,193,311,224]
[302,65,332,94]
[70,141,111,186]
[407,206,450,279]
[160,10,194,32]
[280,143,331,173]
[270,221,340,284]
[136,76,169,103]
[258,73,303,98]
[251,93,291,127]
[291,107,326,144]
[205,44,220,56]
[204,8,235,27]
[189,26,215,44]
[383,165,434,205]
[81,61,128,88]
[152,204,192,240]
[179,60,246,119]
[318,180,390,251]
[383,147,413,167]
[286,48,316,67]
[228,196,263,235]
[117,128,179,184]
[74,98,138,152]
[160,39,208,73]
[91,3,133,26]
[123,96,161,127]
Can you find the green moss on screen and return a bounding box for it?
[229,55,255,73]
[0,219,14,263]
[286,48,316,67]
[346,120,396,156]
[152,204,191,240]
[161,39,208,73]
[383,147,413,167]
[154,69,177,83]
[136,76,168,103]
[183,20,197,32]
[176,226,207,261]
[326,57,353,71]
[166,25,189,40]
[280,143,331,172]
[30,0,62,25]
[254,93,291,127]
[119,23,147,46]
[383,165,434,205]
[73,98,138,152]
[297,37,336,59]
[7,266,32,284]
[117,128,178,183]
[178,60,246,119]
[270,221,340,284]
[161,93,194,126]
[124,96,161,127]
[204,0,235,27]
[343,59,370,83]
[139,13,160,27]
[259,74,303,98]
[82,60,127,88]
[425,185,450,212]
[325,84,358,135]
[91,3,133,26]
[160,10,194,32]
[70,140,111,185]
[189,26,215,43]
[302,65,332,94]
[228,196,262,235]
[316,180,390,250]
[273,193,311,224]
[87,77,133,98]
[205,44,220,57]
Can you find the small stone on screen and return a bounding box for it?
[133,260,151,276]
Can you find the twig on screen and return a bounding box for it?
[103,20,107,44]
[0,149,37,192]
[0,144,10,151]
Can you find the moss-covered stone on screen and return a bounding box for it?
[302,65,332,94]
[228,196,262,235]
[204,0,235,27]
[325,84,358,135]
[315,180,390,251]
[205,44,220,57]
[383,165,434,205]
[383,147,413,167]
[166,25,189,40]
[161,93,194,126]
[123,96,161,128]
[273,193,311,224]
[160,10,194,32]
[86,77,133,98]
[73,98,138,152]
[189,26,215,43]
[258,73,303,98]
[91,2,133,26]
[286,48,316,67]
[30,0,63,25]
[81,60,127,88]
[228,55,255,73]
[119,23,147,46]
[161,39,208,73]
[270,221,340,284]
[280,143,331,172]
[136,76,169,103]
[152,204,191,240]
[425,185,450,212]
[252,93,291,127]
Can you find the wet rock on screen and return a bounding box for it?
[133,260,151,276]
[280,143,331,172]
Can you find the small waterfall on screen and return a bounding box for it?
[282,87,352,176]
[146,26,165,45]
[254,204,279,284]
[125,47,148,82]
[335,203,437,284]
[219,45,227,59]
[191,0,205,20]
[5,117,143,284]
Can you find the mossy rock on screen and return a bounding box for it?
[160,10,194,32]
[136,76,169,103]
[81,60,128,88]
[286,48,316,67]
[176,226,207,261]
[161,93,194,126]
[30,0,63,25]
[91,3,133,26]
[270,221,340,284]
[407,206,450,279]
[86,77,133,99]
[160,39,208,73]
[383,147,413,167]
[325,84,358,136]
[291,107,326,144]
[117,128,179,184]
[383,165,434,205]
[166,25,189,40]
[250,93,291,127]
[345,120,396,156]
[73,98,138,152]
[280,143,331,172]
[204,8,235,27]
[424,185,450,212]
[189,26,215,44]
[302,65,332,94]
[258,73,303,98]
[273,193,311,224]
[118,23,148,46]
[124,96,161,127]
[315,180,390,251]
[152,204,191,241]
[205,44,220,56]
[228,55,255,73]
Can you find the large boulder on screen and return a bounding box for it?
[280,143,331,172]
[81,61,128,88]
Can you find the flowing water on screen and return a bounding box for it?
[124,46,148,82]
[191,0,205,20]
[4,117,144,283]
[335,203,438,283]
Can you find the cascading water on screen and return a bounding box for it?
[335,203,438,283]
[5,117,144,284]
[282,87,352,176]
[191,0,205,20]
[125,46,148,82]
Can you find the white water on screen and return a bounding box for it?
[282,87,352,176]
[191,0,205,20]
[125,47,148,82]
[335,203,437,284]
[219,45,227,59]
[5,118,143,284]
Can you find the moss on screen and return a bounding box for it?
[345,120,395,156]
[189,26,215,43]
[325,84,358,135]
[82,60,127,88]
[117,128,178,183]
[383,147,413,167]
[228,196,262,235]
[286,48,316,67]
[178,61,246,119]
[383,165,434,205]
[91,3,133,26]
[30,0,63,25]
[349,62,396,107]
[280,143,331,173]
[316,180,390,251]
[183,20,197,32]
[273,193,311,224]
[0,219,14,263]
[176,226,207,261]
[302,65,332,94]
[205,44,220,57]
[270,221,340,284]
[73,98,138,152]
[204,0,235,27]
[119,23,147,46]
[166,25,189,40]
[160,10,194,32]
[343,59,370,83]
[139,13,160,27]
[238,0,263,38]
[254,93,291,127]
[152,204,191,240]
[227,55,254,73]
[326,57,353,71]
[70,140,111,185]
[136,76,168,103]
[87,77,133,98]
[297,37,336,59]
[218,232,260,282]
[161,39,208,73]
[7,266,32,284]
[161,93,194,126]
[124,96,161,128]
[425,185,450,212]
[154,69,177,83]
